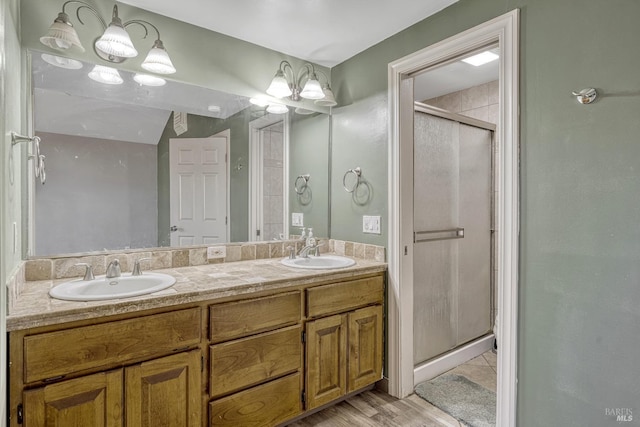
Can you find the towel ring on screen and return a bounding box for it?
[294,174,310,195]
[343,167,361,193]
[11,132,46,185]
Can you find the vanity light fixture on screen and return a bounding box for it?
[40,1,176,74]
[41,53,84,69]
[266,61,337,107]
[266,103,289,115]
[133,73,166,86]
[250,96,289,114]
[88,64,123,85]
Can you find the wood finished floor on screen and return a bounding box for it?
[287,351,497,427]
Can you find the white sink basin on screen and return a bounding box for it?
[49,273,176,301]
[280,255,356,270]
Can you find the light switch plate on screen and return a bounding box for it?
[363,215,381,234]
[292,212,304,227]
[207,246,226,259]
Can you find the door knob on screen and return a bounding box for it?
[170,225,178,232]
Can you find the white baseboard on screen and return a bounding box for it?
[413,334,495,386]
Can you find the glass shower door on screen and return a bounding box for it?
[413,111,493,366]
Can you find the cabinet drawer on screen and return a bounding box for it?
[209,372,302,427]
[209,291,301,343]
[210,325,302,398]
[24,308,201,384]
[306,275,384,318]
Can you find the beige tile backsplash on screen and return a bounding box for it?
[22,238,386,282]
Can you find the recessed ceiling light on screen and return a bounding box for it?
[461,51,499,67]
[41,53,83,69]
[133,73,166,87]
[207,105,221,113]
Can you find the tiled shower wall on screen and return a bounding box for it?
[262,122,284,241]
[422,80,499,125]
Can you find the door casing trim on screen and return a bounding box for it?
[386,9,519,426]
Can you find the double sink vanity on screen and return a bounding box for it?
[7,244,386,426]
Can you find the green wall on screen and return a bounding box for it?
[289,113,330,238]
[331,0,640,425]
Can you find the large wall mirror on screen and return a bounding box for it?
[28,51,330,257]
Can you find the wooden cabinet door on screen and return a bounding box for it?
[125,350,201,427]
[305,314,347,410]
[23,370,122,427]
[348,305,383,391]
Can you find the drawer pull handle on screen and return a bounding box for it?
[43,375,65,383]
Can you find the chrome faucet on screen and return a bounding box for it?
[299,241,324,258]
[106,259,121,279]
[75,263,95,281]
[132,258,151,276]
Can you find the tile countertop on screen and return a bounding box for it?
[8,255,387,332]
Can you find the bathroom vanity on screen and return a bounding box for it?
[7,257,385,427]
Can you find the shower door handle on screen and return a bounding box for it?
[414,227,464,243]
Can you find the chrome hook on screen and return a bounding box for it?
[572,88,597,105]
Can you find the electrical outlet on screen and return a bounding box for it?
[292,212,304,227]
[363,215,381,234]
[207,246,226,259]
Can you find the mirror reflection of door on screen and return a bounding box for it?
[249,114,289,241]
[169,132,229,246]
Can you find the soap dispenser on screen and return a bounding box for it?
[300,227,307,240]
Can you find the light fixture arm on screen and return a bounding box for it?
[278,60,295,83]
[66,1,107,30]
[315,70,331,86]
[124,19,162,42]
[295,63,316,88]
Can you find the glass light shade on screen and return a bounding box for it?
[266,71,292,98]
[249,97,270,107]
[295,107,314,115]
[95,24,138,58]
[133,73,166,86]
[88,65,123,85]
[141,41,176,74]
[315,86,337,107]
[41,53,83,70]
[299,77,325,100]
[40,13,85,52]
[266,103,289,114]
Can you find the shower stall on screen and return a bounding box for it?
[412,102,494,367]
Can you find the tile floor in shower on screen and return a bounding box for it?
[287,351,497,427]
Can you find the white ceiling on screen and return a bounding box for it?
[119,0,459,67]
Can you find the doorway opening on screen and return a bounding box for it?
[249,113,290,241]
[387,10,519,426]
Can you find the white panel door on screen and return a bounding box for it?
[170,136,227,246]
